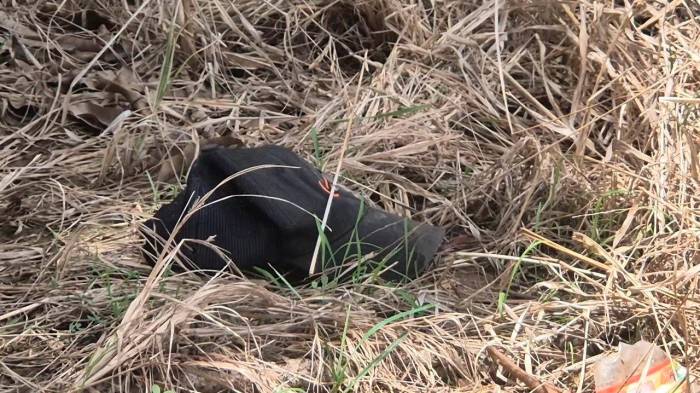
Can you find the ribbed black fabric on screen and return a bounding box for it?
[141,145,445,281]
[199,146,361,259]
[142,150,281,271]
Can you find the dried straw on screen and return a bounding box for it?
[1,0,699,392]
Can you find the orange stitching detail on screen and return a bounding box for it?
[319,178,340,198]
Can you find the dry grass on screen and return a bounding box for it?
[1,0,700,392]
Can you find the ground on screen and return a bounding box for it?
[1,1,699,392]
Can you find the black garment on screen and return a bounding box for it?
[141,145,444,282]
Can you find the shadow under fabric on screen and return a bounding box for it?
[141,145,444,283]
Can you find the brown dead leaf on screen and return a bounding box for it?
[86,68,146,110]
[0,10,38,39]
[68,101,126,132]
[4,75,39,123]
[54,29,121,63]
[56,36,103,53]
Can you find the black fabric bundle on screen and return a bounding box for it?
[141,145,444,282]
